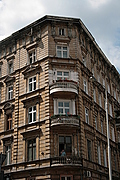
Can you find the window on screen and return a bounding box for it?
[85,108,89,124]
[29,50,36,64]
[5,145,11,165]
[97,143,101,165]
[28,106,36,123]
[103,146,107,167]
[93,88,96,102]
[101,121,103,134]
[95,116,97,130]
[103,78,105,87]
[87,139,92,161]
[82,57,86,67]
[7,114,12,130]
[98,74,100,83]
[92,68,94,76]
[111,126,115,142]
[57,46,68,58]
[29,76,36,92]
[109,103,112,117]
[57,71,69,80]
[83,79,88,94]
[27,139,36,161]
[98,93,102,107]
[9,62,13,74]
[107,84,110,93]
[114,90,116,99]
[59,136,72,156]
[58,101,69,115]
[8,86,13,100]
[59,28,64,36]
[61,176,72,180]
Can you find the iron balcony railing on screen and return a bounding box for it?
[51,156,82,166]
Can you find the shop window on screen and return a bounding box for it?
[59,136,72,156]
[27,138,36,161]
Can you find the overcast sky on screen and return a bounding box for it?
[0,0,120,73]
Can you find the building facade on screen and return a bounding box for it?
[0,15,120,180]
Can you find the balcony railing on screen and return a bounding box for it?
[50,80,78,94]
[51,156,82,166]
[50,114,80,127]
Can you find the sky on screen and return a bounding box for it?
[0,0,120,73]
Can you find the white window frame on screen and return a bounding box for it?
[28,76,36,92]
[85,108,89,124]
[29,50,36,64]
[28,105,36,123]
[83,79,88,94]
[58,101,70,115]
[57,71,69,80]
[56,45,68,58]
[8,86,13,100]
[53,99,75,115]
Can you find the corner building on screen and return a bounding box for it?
[0,15,120,180]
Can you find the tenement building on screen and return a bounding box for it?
[0,15,120,180]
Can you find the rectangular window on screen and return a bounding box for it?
[28,106,36,123]
[87,139,92,161]
[111,126,115,142]
[97,143,101,165]
[59,136,72,156]
[85,108,89,124]
[98,93,102,107]
[5,145,11,165]
[107,84,110,93]
[29,50,36,64]
[93,88,96,102]
[8,86,13,100]
[59,28,64,36]
[29,76,36,92]
[82,57,86,67]
[58,101,70,115]
[83,80,87,94]
[57,46,68,58]
[95,116,97,130]
[7,114,12,130]
[28,139,36,161]
[57,71,69,80]
[61,176,72,180]
[101,121,103,134]
[109,103,112,117]
[103,147,107,167]
[9,62,13,74]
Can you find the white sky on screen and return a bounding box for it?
[0,0,120,73]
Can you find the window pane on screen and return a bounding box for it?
[64,72,69,77]
[61,178,65,180]
[64,102,69,107]
[59,136,64,143]
[58,102,63,107]
[66,136,71,143]
[65,109,69,114]
[57,71,62,76]
[58,108,63,114]
[63,51,67,58]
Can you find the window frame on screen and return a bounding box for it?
[58,100,70,115]
[97,143,101,165]
[85,108,89,124]
[59,136,72,156]
[83,79,88,94]
[103,146,107,167]
[57,71,69,80]
[28,105,36,124]
[8,86,13,100]
[59,28,65,36]
[111,126,115,142]
[28,76,36,92]
[29,50,36,64]
[5,145,11,165]
[56,45,68,58]
[87,139,92,161]
[27,138,36,161]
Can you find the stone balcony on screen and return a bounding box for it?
[50,114,80,127]
[50,80,78,95]
[51,156,82,166]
